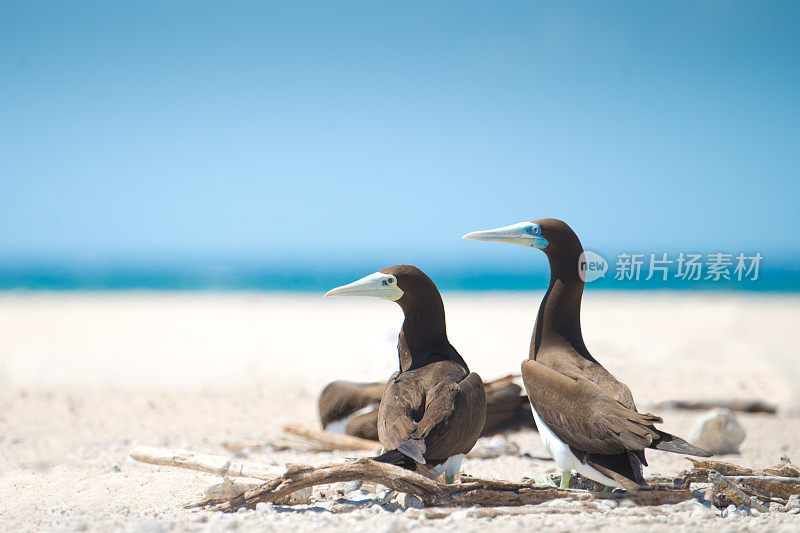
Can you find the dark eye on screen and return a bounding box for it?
[387,278,395,285]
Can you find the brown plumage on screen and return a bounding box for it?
[318,380,386,439]
[318,377,534,441]
[327,265,487,472]
[482,378,536,436]
[467,219,710,490]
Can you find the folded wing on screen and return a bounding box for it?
[378,371,486,463]
[522,358,662,455]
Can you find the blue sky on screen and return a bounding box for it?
[1,1,799,271]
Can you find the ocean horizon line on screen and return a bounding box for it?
[0,261,797,293]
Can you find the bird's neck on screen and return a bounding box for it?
[530,246,594,362]
[397,302,464,372]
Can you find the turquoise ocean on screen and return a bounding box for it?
[0,255,797,292]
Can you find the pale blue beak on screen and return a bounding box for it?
[462,222,549,249]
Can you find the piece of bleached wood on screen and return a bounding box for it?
[725,476,800,500]
[708,471,769,512]
[221,424,383,454]
[282,423,383,453]
[685,458,755,476]
[130,445,281,480]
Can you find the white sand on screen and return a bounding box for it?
[1,291,799,531]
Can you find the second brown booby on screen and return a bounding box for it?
[318,380,387,439]
[325,265,487,483]
[318,376,535,441]
[463,219,711,490]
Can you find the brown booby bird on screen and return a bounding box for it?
[481,377,536,437]
[463,219,711,490]
[318,380,386,439]
[325,265,487,482]
[319,377,534,441]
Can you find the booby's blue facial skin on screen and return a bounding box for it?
[462,221,549,249]
[525,222,550,250]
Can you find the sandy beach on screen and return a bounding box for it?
[1,291,799,531]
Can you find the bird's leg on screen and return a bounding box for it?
[559,470,572,489]
[443,454,464,485]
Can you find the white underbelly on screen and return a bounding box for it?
[529,402,622,488]
[325,405,377,435]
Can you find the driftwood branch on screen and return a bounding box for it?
[281,423,382,452]
[708,471,769,512]
[681,456,800,509]
[208,459,441,511]
[221,424,383,454]
[130,445,281,480]
[198,458,692,512]
[684,458,755,476]
[724,476,800,500]
[131,443,800,513]
[682,458,800,496]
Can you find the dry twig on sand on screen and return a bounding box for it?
[130,443,800,513]
[707,471,769,512]
[681,456,800,509]
[130,445,281,480]
[195,458,692,512]
[223,424,383,454]
[280,423,382,452]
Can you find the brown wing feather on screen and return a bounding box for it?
[377,370,486,463]
[482,382,533,435]
[522,359,662,455]
[345,409,380,441]
[576,363,637,410]
[377,372,425,451]
[413,372,487,461]
[318,380,384,427]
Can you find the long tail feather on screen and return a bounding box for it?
[584,452,645,491]
[652,432,712,457]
